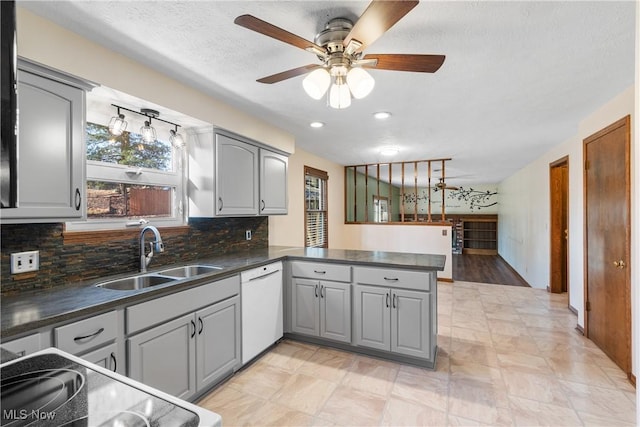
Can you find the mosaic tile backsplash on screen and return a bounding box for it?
[0,217,268,295]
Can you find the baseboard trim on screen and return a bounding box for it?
[497,254,532,287]
[629,373,636,387]
[575,324,584,335]
[568,305,578,316]
[438,277,453,283]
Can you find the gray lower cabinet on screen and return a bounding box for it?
[291,278,351,343]
[128,312,196,400]
[354,285,432,360]
[82,342,120,374]
[128,295,241,400]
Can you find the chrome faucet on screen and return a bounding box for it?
[139,225,164,273]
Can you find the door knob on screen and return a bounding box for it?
[613,260,626,269]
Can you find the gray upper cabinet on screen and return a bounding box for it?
[259,150,288,215]
[216,133,259,215]
[2,66,86,223]
[188,128,288,217]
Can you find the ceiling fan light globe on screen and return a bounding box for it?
[346,67,375,99]
[302,68,331,100]
[328,81,351,109]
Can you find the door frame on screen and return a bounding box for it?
[582,115,631,377]
[549,156,569,297]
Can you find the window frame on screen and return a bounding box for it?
[66,133,187,232]
[304,166,329,248]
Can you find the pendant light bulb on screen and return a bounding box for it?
[140,120,157,143]
[303,68,331,100]
[346,67,375,99]
[170,128,185,148]
[108,112,127,136]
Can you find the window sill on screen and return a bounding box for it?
[62,225,190,245]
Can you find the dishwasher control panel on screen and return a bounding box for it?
[240,261,283,282]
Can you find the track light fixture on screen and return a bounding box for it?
[109,104,185,147]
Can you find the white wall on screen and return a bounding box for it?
[498,85,635,374]
[16,8,294,154]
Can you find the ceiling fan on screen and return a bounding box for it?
[234,0,445,108]
[434,177,459,191]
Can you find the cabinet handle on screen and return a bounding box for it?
[320,285,325,298]
[314,270,327,274]
[73,327,104,342]
[191,319,196,338]
[110,352,117,372]
[386,293,390,308]
[198,317,204,335]
[384,277,399,282]
[261,200,266,211]
[314,284,318,298]
[218,197,223,211]
[393,294,397,309]
[74,188,81,210]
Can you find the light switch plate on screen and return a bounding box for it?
[11,251,40,274]
[245,230,252,240]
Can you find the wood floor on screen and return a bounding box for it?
[453,254,530,287]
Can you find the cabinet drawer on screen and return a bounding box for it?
[55,311,117,355]
[291,261,351,282]
[127,275,240,335]
[354,267,432,292]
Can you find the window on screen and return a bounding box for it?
[305,166,328,248]
[67,121,186,231]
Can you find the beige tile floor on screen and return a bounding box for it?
[197,281,636,426]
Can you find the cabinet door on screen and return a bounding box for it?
[81,342,121,374]
[128,313,196,400]
[319,281,351,343]
[259,149,288,215]
[291,278,320,336]
[391,289,431,359]
[3,70,84,221]
[196,296,240,391]
[215,134,259,215]
[354,285,390,351]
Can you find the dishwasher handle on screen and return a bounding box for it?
[248,269,281,281]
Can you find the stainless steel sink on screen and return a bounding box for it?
[96,274,177,291]
[158,265,222,278]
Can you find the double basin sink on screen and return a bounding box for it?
[95,265,222,291]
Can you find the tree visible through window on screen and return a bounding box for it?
[305,166,328,248]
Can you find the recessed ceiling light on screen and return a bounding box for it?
[309,121,324,128]
[373,111,391,120]
[380,146,399,156]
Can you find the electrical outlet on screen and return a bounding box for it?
[11,251,39,274]
[245,230,252,241]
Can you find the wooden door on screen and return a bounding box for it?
[549,157,569,294]
[584,116,631,376]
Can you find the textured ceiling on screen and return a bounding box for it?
[21,1,636,186]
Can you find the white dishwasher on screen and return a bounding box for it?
[240,261,283,364]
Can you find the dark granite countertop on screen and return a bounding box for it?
[1,246,445,340]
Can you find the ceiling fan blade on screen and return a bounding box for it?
[235,15,326,55]
[343,0,419,52]
[257,64,322,84]
[361,54,445,73]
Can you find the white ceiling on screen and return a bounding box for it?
[21,1,636,186]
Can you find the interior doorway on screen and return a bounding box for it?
[584,116,631,378]
[549,156,569,296]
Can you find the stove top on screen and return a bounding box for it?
[1,349,221,427]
